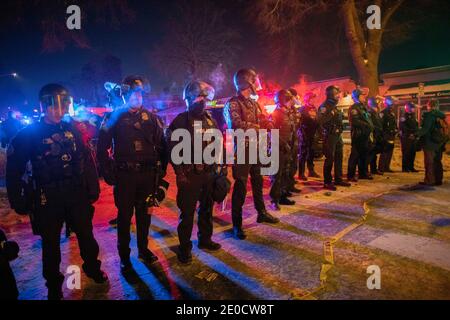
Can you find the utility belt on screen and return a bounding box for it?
[182,164,214,175]
[39,177,83,190]
[116,161,157,172]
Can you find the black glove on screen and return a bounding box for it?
[102,170,116,186]
[12,200,29,216]
[88,193,100,204]
[0,240,20,261]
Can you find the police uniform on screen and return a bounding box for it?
[299,104,319,178]
[166,110,218,256]
[97,107,167,263]
[224,94,276,232]
[347,102,374,179]
[317,99,345,186]
[379,107,397,172]
[285,105,301,192]
[6,119,103,296]
[367,108,384,174]
[399,112,418,172]
[269,105,295,203]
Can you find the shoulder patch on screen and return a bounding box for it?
[400,117,406,122]
[351,109,358,115]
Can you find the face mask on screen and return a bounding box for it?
[189,100,206,116]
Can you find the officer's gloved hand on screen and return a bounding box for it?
[0,240,20,262]
[88,193,100,204]
[12,200,29,216]
[102,170,116,186]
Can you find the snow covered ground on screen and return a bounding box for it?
[1,144,449,300]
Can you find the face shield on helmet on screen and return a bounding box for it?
[121,76,151,108]
[39,84,73,122]
[183,81,215,116]
[234,69,262,95]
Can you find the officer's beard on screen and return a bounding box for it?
[189,100,206,118]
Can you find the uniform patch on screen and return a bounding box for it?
[400,117,406,122]
[351,109,358,115]
[61,154,72,162]
[379,113,384,118]
[134,140,143,152]
[64,131,74,140]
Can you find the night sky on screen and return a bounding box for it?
[1,0,449,112]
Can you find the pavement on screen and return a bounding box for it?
[1,145,450,300]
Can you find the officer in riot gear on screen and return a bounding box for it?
[367,97,384,175]
[285,88,302,194]
[317,86,351,191]
[400,102,419,172]
[298,91,320,180]
[166,80,222,264]
[347,89,374,181]
[97,75,168,272]
[6,84,108,300]
[379,96,398,173]
[269,90,297,210]
[224,68,279,240]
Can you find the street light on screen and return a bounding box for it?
[0,72,18,78]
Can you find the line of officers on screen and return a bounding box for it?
[3,68,446,300]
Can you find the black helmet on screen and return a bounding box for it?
[367,97,378,108]
[183,80,215,107]
[212,170,231,203]
[121,75,151,99]
[325,85,340,98]
[39,83,72,114]
[274,89,294,106]
[233,68,262,93]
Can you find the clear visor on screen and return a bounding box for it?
[199,85,215,101]
[40,94,73,115]
[252,75,263,92]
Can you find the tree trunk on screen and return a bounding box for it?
[342,0,381,96]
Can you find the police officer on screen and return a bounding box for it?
[224,68,279,240]
[400,102,419,172]
[166,80,222,264]
[317,86,351,191]
[298,92,320,181]
[6,84,108,300]
[417,99,447,186]
[367,97,384,175]
[269,90,297,210]
[285,88,302,194]
[379,96,398,173]
[97,75,168,272]
[347,89,374,181]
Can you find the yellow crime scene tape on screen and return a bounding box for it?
[291,190,391,300]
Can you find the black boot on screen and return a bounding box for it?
[138,249,159,264]
[257,210,280,224]
[279,196,295,205]
[233,226,247,240]
[177,248,192,265]
[120,257,133,273]
[324,183,337,191]
[289,186,301,193]
[198,240,221,251]
[83,265,109,284]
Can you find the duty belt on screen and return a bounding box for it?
[116,161,156,172]
[40,177,83,190]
